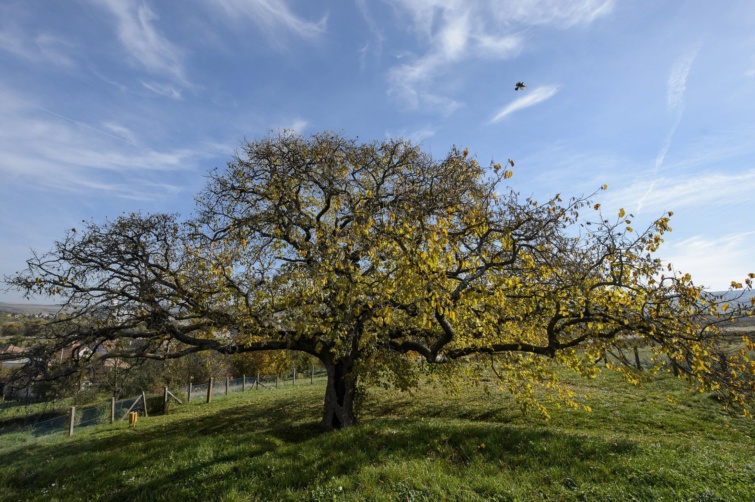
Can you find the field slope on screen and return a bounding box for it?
[1,371,754,501]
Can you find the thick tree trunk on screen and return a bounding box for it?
[320,358,358,430]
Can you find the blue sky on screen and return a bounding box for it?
[1,0,754,303]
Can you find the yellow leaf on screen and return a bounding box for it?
[593,203,601,210]
[601,184,608,190]
[618,208,626,218]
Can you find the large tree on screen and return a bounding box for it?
[7,132,755,428]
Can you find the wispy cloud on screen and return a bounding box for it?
[475,34,523,59]
[356,0,383,69]
[90,0,186,83]
[498,0,615,28]
[663,232,755,290]
[0,85,215,198]
[101,122,139,145]
[0,26,77,67]
[667,46,699,113]
[610,169,755,216]
[279,118,309,133]
[746,55,755,77]
[141,81,182,100]
[637,46,700,213]
[35,107,138,146]
[215,0,327,45]
[385,0,610,112]
[385,126,437,145]
[489,85,559,123]
[386,9,522,110]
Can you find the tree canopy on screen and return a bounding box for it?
[7,131,755,429]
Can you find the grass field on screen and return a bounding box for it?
[1,369,754,501]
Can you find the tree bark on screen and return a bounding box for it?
[320,357,358,430]
[633,347,643,371]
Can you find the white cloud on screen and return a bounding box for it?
[35,107,139,146]
[474,34,523,59]
[384,0,610,112]
[356,0,384,66]
[609,169,755,216]
[747,55,755,77]
[0,85,216,198]
[141,81,183,100]
[280,118,309,133]
[489,85,559,122]
[101,122,139,145]
[91,0,186,82]
[667,46,699,113]
[385,126,437,145]
[637,47,700,212]
[215,0,327,44]
[497,0,615,28]
[663,233,755,290]
[0,27,77,67]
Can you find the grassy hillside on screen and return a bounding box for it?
[1,370,754,501]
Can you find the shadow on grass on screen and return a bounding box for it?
[0,391,642,501]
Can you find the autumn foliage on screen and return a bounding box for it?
[7,131,755,428]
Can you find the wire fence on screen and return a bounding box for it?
[0,369,328,442]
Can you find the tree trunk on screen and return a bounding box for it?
[633,347,643,371]
[320,358,358,430]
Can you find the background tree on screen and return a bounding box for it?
[6,131,754,429]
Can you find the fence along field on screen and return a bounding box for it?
[0,368,326,440]
[0,345,686,440]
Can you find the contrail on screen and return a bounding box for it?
[35,106,138,147]
[637,45,700,214]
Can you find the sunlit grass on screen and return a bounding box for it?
[1,369,754,501]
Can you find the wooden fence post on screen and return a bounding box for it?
[207,377,214,403]
[311,365,314,384]
[68,406,75,436]
[142,391,149,417]
[163,386,169,414]
[110,397,115,424]
[293,368,296,385]
[242,375,246,392]
[633,347,643,371]
[225,376,229,395]
[256,372,260,390]
[188,381,193,403]
[275,374,278,388]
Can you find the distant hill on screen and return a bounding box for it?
[705,289,755,304]
[0,303,64,315]
[1,289,752,316]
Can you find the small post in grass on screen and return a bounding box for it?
[311,365,314,384]
[225,376,229,395]
[68,406,75,436]
[633,347,643,371]
[187,380,193,403]
[163,386,169,414]
[275,374,278,388]
[256,372,260,390]
[293,368,296,385]
[242,375,246,392]
[110,397,115,424]
[207,377,214,403]
[142,391,149,417]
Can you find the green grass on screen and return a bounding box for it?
[1,371,754,501]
